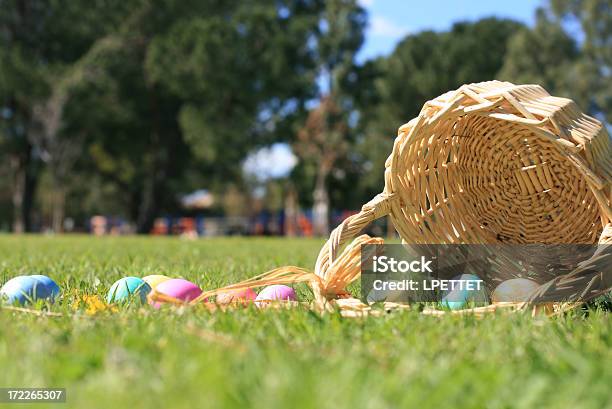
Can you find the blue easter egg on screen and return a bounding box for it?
[30,275,61,300]
[1,276,38,305]
[441,274,488,310]
[106,277,151,304]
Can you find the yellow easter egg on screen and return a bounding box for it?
[142,275,172,289]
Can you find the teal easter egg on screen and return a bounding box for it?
[1,276,38,305]
[30,275,61,300]
[441,274,488,310]
[107,277,151,304]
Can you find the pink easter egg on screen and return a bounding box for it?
[152,278,202,307]
[255,285,296,307]
[216,288,257,305]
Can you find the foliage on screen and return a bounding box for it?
[145,1,321,169]
[0,0,141,231]
[295,96,350,173]
[499,0,611,123]
[551,0,611,122]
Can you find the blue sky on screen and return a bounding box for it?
[357,0,541,62]
[245,1,543,180]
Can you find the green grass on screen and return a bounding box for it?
[0,235,610,409]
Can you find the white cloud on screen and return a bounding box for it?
[369,15,409,38]
[358,0,375,7]
[243,143,298,180]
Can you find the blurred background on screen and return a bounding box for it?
[0,0,609,237]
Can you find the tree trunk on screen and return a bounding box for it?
[284,184,298,237]
[312,167,330,236]
[51,184,66,233]
[136,85,165,234]
[10,143,37,233]
[11,156,25,234]
[23,158,37,232]
[136,171,162,234]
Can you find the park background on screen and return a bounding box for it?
[1,0,610,237]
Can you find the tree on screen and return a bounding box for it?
[70,36,189,233]
[138,0,332,232]
[64,0,328,233]
[550,0,611,123]
[31,36,125,232]
[498,0,610,124]
[294,96,350,235]
[0,0,130,232]
[292,0,366,236]
[0,0,47,232]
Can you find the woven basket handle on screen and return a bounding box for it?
[314,193,395,281]
[524,223,612,314]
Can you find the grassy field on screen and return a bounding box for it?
[0,235,610,409]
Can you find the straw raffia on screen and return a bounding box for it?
[150,81,612,316]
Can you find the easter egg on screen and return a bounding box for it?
[216,288,257,305]
[366,282,405,303]
[492,278,540,303]
[30,275,60,300]
[106,277,151,304]
[441,274,488,310]
[153,279,202,306]
[366,288,389,303]
[255,285,296,307]
[142,275,172,289]
[0,276,38,305]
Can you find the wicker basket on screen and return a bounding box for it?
[156,81,612,316]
